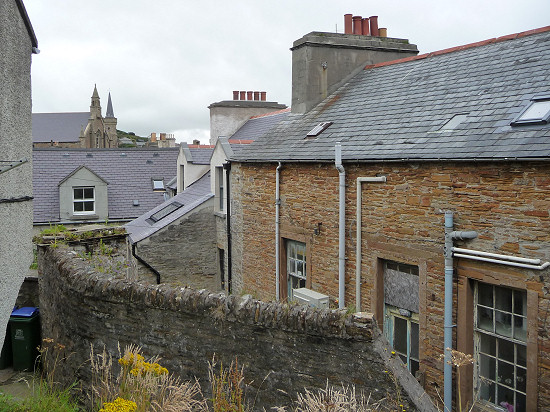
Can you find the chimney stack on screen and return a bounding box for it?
[192,139,200,145]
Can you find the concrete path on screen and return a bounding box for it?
[0,368,35,400]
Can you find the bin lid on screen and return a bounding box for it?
[11,307,39,317]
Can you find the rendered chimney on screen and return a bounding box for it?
[352,16,362,35]
[233,91,239,100]
[290,14,418,114]
[344,14,352,34]
[369,16,379,36]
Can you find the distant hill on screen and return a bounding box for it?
[117,130,148,147]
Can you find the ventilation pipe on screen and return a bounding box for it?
[355,176,386,312]
[275,162,282,301]
[335,143,346,309]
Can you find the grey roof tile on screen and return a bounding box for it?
[125,172,212,243]
[32,112,89,143]
[233,31,550,163]
[33,148,179,223]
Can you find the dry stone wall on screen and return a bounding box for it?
[38,246,436,411]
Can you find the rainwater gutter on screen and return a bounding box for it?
[275,162,282,301]
[355,175,386,312]
[223,162,232,293]
[452,247,550,270]
[132,243,161,285]
[335,143,346,309]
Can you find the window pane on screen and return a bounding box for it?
[480,333,496,356]
[516,392,526,412]
[519,100,550,121]
[479,353,496,381]
[74,202,83,212]
[297,261,304,277]
[498,360,514,388]
[410,322,419,359]
[514,290,526,315]
[477,306,493,332]
[410,359,419,379]
[495,311,513,338]
[84,188,94,199]
[516,366,526,393]
[478,283,493,307]
[393,317,408,355]
[517,345,527,367]
[83,201,94,212]
[74,188,83,199]
[498,338,514,363]
[497,385,514,409]
[495,286,512,312]
[480,381,495,403]
[514,315,527,342]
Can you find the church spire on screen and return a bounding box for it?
[106,92,115,118]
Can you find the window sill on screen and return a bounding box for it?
[214,211,226,218]
[69,214,99,220]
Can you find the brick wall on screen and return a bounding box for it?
[231,160,550,409]
[38,246,438,411]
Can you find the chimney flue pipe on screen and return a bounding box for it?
[369,16,379,36]
[362,18,370,36]
[344,14,353,34]
[352,16,363,35]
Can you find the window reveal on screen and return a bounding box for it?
[287,240,306,300]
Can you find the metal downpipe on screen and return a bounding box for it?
[223,162,232,293]
[335,144,345,309]
[275,162,282,301]
[443,211,454,412]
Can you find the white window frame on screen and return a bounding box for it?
[152,178,165,191]
[73,186,95,215]
[287,240,306,300]
[216,166,224,212]
[384,305,419,377]
[474,281,527,412]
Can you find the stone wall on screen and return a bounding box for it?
[230,160,550,409]
[38,245,436,411]
[135,206,218,289]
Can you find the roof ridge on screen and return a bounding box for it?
[250,107,291,119]
[228,139,254,145]
[188,144,215,149]
[364,25,550,70]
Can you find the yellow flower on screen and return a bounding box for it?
[99,397,137,412]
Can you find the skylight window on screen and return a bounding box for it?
[152,179,164,191]
[149,201,183,222]
[441,114,468,131]
[306,121,333,138]
[511,96,550,126]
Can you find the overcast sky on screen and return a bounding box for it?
[24,0,549,144]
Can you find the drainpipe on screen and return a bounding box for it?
[443,211,477,412]
[355,176,386,312]
[275,162,282,301]
[335,143,346,309]
[132,243,161,284]
[223,162,232,294]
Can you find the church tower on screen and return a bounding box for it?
[104,92,118,148]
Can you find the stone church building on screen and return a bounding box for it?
[32,85,118,148]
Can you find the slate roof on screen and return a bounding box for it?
[32,112,89,143]
[187,146,214,164]
[233,27,550,163]
[125,172,212,243]
[33,148,179,223]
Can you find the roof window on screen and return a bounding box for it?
[149,201,183,222]
[511,96,550,126]
[306,122,333,138]
[441,114,468,131]
[152,179,164,191]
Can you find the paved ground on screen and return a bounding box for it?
[0,367,35,400]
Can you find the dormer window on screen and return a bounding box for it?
[511,96,550,126]
[73,187,95,215]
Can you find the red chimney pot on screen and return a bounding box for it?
[247,91,253,100]
[369,16,379,36]
[352,16,363,35]
[362,18,370,36]
[233,91,239,100]
[260,91,266,101]
[240,91,246,100]
[253,91,260,100]
[344,14,352,34]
